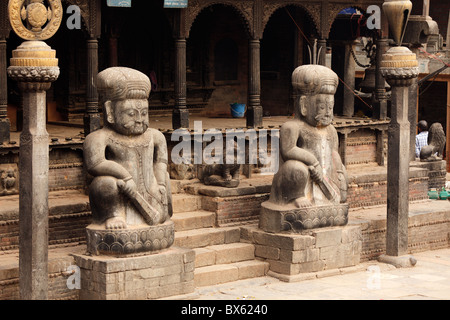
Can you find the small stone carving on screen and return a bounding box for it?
[420,122,446,161]
[200,138,241,188]
[0,164,18,195]
[260,65,348,233]
[83,67,173,255]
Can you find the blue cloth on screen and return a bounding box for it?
[415,131,428,158]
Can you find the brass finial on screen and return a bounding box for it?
[8,0,63,41]
[382,0,413,46]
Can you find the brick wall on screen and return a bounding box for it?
[360,210,450,261]
[0,205,91,251]
[345,129,378,165]
[49,163,85,191]
[0,250,80,300]
[202,193,269,226]
[347,168,429,209]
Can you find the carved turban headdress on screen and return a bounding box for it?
[97,67,151,103]
[292,65,338,95]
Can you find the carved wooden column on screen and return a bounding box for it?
[173,37,189,129]
[342,41,356,117]
[0,36,10,144]
[247,38,262,128]
[373,38,389,120]
[0,0,11,144]
[84,37,101,135]
[172,7,189,129]
[84,0,102,135]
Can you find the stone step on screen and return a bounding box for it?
[171,194,202,213]
[194,242,255,268]
[171,210,216,232]
[194,260,269,287]
[174,226,240,249]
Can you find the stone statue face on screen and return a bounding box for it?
[300,93,334,127]
[108,98,149,135]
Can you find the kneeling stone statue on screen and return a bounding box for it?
[260,65,348,233]
[84,67,173,255]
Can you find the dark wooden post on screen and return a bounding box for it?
[172,8,189,129]
[0,36,10,144]
[84,37,101,135]
[0,2,11,144]
[247,38,262,128]
[84,0,102,135]
[373,38,389,120]
[173,37,189,129]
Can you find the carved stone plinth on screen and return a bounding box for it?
[241,224,362,282]
[73,246,195,300]
[86,220,175,256]
[259,202,348,233]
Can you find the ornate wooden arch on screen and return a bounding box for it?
[185,0,253,39]
[261,1,321,39]
[64,0,100,38]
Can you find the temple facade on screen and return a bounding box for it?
[0,0,384,137]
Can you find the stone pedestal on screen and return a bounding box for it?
[73,246,195,300]
[242,225,361,282]
[259,202,349,233]
[410,159,447,190]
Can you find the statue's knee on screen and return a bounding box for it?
[90,176,120,200]
[282,160,309,181]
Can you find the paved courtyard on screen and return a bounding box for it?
[170,248,450,300]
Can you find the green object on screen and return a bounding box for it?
[439,187,449,200]
[428,189,439,199]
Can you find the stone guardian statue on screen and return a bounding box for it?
[83,67,174,255]
[259,65,348,232]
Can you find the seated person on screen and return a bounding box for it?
[415,120,428,158]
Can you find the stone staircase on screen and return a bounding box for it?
[170,190,269,287]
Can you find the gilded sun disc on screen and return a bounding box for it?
[8,0,63,41]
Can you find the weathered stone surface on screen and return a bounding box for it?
[260,202,348,233]
[260,64,348,233]
[74,246,195,300]
[83,67,173,255]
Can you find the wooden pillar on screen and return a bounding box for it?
[342,42,356,117]
[0,36,10,144]
[247,38,262,128]
[374,38,389,120]
[108,36,118,67]
[173,37,189,129]
[84,38,101,135]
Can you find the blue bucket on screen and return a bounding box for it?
[230,103,246,118]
